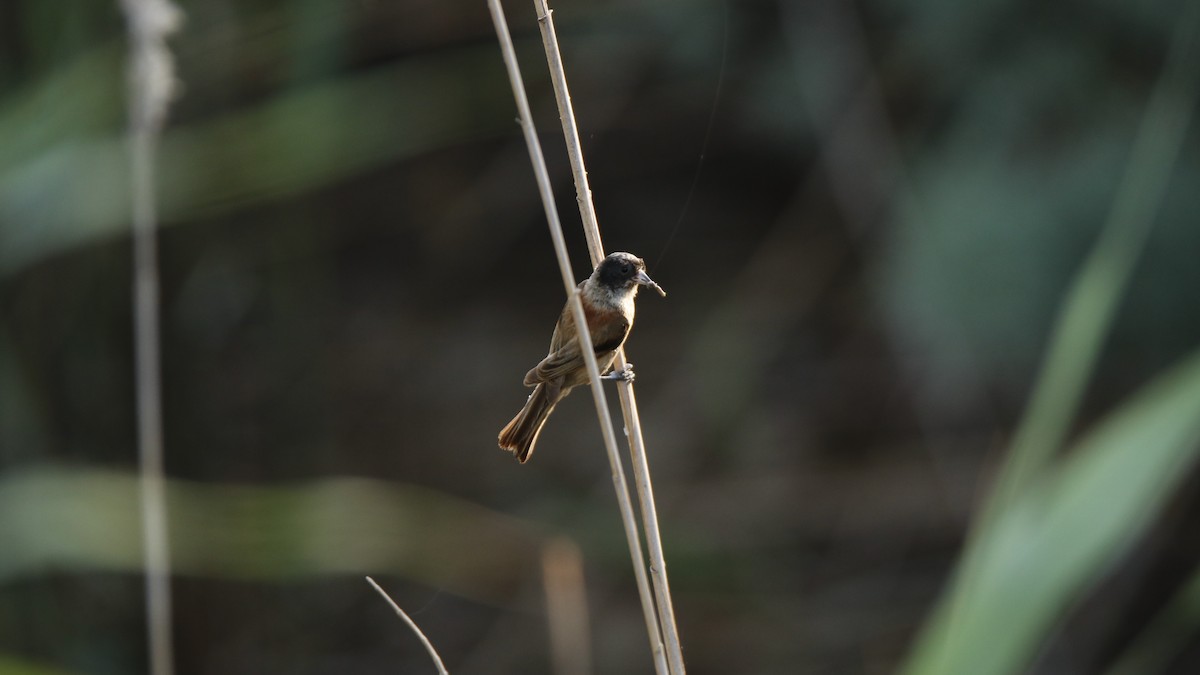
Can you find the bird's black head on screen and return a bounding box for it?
[595,252,646,289]
[593,252,666,297]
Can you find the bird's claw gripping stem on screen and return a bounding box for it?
[602,363,635,383]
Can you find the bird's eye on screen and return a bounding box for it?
[620,264,631,275]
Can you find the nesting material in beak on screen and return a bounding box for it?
[637,271,667,297]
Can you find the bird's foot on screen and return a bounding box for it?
[602,363,635,383]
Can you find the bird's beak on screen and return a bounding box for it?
[637,270,667,297]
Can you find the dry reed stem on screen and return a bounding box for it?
[119,1,182,674]
[485,2,670,673]
[533,1,686,673]
[542,538,593,675]
[366,577,450,675]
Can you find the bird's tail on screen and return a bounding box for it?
[498,383,558,463]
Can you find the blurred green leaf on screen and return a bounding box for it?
[0,465,541,602]
[901,347,1200,675]
[881,5,1200,396]
[986,3,1200,518]
[0,45,514,276]
[0,654,79,675]
[902,11,1200,672]
[0,44,123,176]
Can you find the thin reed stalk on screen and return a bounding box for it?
[532,2,686,672]
[485,2,670,673]
[118,1,182,674]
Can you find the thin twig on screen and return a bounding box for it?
[118,1,182,675]
[366,577,451,675]
[485,2,670,673]
[533,1,686,673]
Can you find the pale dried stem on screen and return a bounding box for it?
[485,2,670,673]
[533,1,686,673]
[119,1,182,674]
[542,538,593,675]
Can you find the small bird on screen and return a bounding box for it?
[499,251,666,463]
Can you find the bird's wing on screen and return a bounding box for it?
[545,295,578,355]
[524,300,577,386]
[524,307,629,385]
[525,341,582,385]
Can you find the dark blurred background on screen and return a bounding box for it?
[2,0,1199,673]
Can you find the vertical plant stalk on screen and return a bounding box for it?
[484,3,670,674]
[533,2,686,673]
[366,577,450,675]
[119,1,182,675]
[542,538,593,675]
